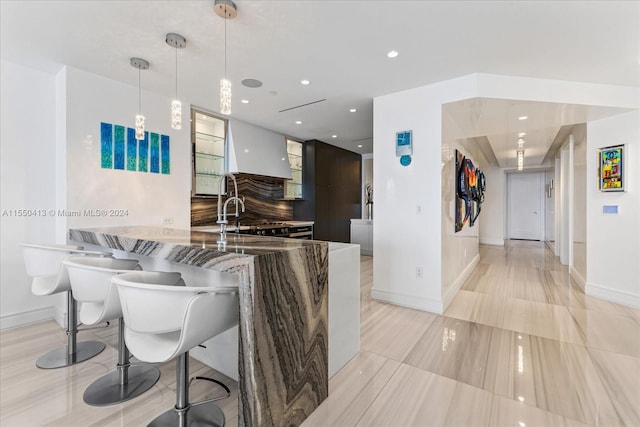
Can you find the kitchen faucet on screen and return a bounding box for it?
[217,196,245,244]
[217,173,244,241]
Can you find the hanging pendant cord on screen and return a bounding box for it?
[138,68,141,114]
[224,12,227,80]
[175,45,178,99]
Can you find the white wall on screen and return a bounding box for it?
[64,66,191,230]
[544,168,555,245]
[479,166,506,246]
[586,110,640,307]
[373,73,638,315]
[1,63,194,329]
[372,74,476,313]
[0,61,59,328]
[441,115,481,307]
[572,125,587,287]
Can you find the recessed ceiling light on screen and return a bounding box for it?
[241,99,249,104]
[518,132,526,137]
[387,50,399,58]
[357,144,363,148]
[281,157,286,161]
[301,79,310,85]
[295,120,302,124]
[331,135,337,138]
[244,149,249,153]
[518,115,528,120]
[349,108,357,113]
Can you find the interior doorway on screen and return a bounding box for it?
[507,171,545,241]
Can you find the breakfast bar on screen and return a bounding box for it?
[69,226,329,427]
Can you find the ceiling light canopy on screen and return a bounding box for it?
[214,0,237,18]
[301,79,310,85]
[387,50,399,58]
[295,121,302,125]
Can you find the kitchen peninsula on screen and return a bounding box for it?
[68,226,329,427]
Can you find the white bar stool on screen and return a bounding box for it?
[20,243,111,369]
[64,256,160,406]
[113,271,239,427]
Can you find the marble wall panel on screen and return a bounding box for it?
[192,173,292,226]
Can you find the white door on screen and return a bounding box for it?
[508,172,544,240]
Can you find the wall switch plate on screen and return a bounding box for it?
[162,217,173,225]
[416,267,423,278]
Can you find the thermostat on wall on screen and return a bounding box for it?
[396,130,413,156]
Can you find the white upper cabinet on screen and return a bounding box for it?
[227,119,292,179]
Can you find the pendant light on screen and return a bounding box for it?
[517,137,525,171]
[165,33,186,130]
[214,0,237,115]
[130,57,149,140]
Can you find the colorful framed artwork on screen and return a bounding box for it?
[598,145,624,192]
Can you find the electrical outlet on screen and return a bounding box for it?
[162,217,173,225]
[416,267,423,278]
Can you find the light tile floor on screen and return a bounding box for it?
[1,241,638,426]
[304,241,639,427]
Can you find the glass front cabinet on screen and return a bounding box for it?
[192,108,227,196]
[285,139,303,199]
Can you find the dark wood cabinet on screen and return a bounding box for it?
[293,140,362,242]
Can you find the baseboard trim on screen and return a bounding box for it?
[442,254,481,310]
[479,238,504,246]
[371,288,443,314]
[569,266,586,292]
[0,306,55,330]
[585,282,640,309]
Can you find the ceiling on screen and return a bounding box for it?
[1,1,638,159]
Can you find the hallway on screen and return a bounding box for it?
[303,241,639,426]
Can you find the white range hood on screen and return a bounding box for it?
[227,119,292,179]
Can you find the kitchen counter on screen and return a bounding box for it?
[69,226,328,427]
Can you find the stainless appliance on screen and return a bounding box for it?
[237,222,313,239]
[288,225,313,239]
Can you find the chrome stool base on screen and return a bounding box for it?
[36,340,105,369]
[83,364,160,406]
[149,402,225,427]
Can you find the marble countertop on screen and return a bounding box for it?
[70,225,322,259]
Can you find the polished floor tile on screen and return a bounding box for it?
[3,241,639,427]
[0,321,239,427]
[302,351,400,427]
[361,299,437,362]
